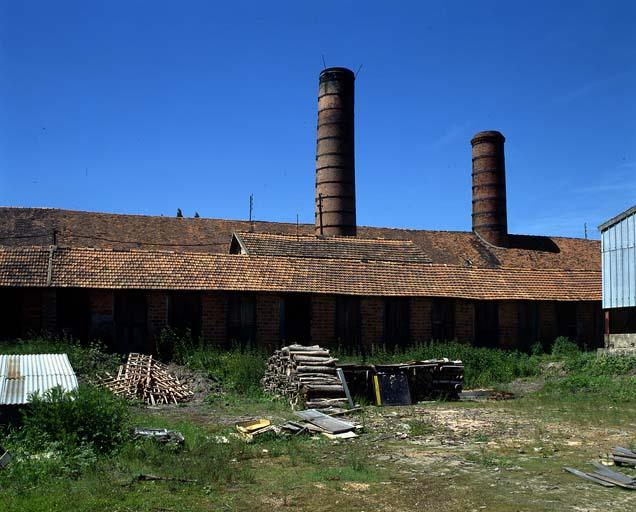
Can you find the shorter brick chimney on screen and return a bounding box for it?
[471,130,508,247]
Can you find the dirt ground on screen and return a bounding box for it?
[142,392,636,512]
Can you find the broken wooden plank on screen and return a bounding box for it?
[336,367,355,409]
[591,462,636,485]
[610,455,636,466]
[563,467,616,487]
[322,431,358,440]
[612,447,636,457]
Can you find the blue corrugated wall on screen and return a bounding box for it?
[602,212,636,309]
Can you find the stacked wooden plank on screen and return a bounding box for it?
[261,345,348,409]
[610,446,636,466]
[97,353,194,405]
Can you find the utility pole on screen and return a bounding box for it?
[318,193,324,236]
[249,194,254,232]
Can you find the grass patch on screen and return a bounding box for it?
[408,419,434,436]
[312,453,378,483]
[160,328,269,395]
[540,352,636,402]
[465,447,514,468]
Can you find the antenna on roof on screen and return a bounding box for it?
[584,222,588,239]
[249,194,254,233]
[355,64,363,79]
[321,54,327,69]
[296,214,299,240]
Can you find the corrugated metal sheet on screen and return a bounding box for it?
[601,209,636,309]
[0,354,78,405]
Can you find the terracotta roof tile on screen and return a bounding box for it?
[0,246,49,286]
[0,207,600,271]
[0,246,600,301]
[232,232,432,263]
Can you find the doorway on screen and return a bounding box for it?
[114,291,147,353]
[282,294,311,344]
[474,301,499,347]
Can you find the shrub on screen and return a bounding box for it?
[1,335,120,379]
[183,346,267,395]
[160,329,268,395]
[0,431,99,490]
[22,384,130,453]
[551,337,580,358]
[540,351,636,402]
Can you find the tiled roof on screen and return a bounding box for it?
[231,232,432,263]
[0,246,601,301]
[0,246,50,286]
[0,207,600,271]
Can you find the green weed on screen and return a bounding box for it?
[22,384,130,453]
[408,419,434,436]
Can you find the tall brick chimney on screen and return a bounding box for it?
[315,67,356,236]
[471,130,508,247]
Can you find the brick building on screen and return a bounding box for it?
[0,67,602,352]
[0,208,602,353]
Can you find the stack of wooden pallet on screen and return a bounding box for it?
[261,344,348,409]
[97,353,194,405]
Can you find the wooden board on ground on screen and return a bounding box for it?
[563,467,616,487]
[295,408,355,434]
[322,431,358,440]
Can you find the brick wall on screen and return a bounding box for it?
[88,289,114,343]
[455,300,474,343]
[41,290,57,333]
[202,293,227,345]
[538,301,557,348]
[498,301,517,348]
[21,289,44,334]
[411,297,432,342]
[311,295,336,347]
[576,301,603,348]
[256,293,282,347]
[360,297,384,348]
[147,291,167,351]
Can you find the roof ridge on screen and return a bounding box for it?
[0,206,601,242]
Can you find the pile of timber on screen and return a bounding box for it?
[261,345,348,409]
[97,353,194,405]
[339,359,464,404]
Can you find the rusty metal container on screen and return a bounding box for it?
[315,67,356,236]
[471,130,508,247]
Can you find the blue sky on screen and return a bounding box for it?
[1,1,634,239]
